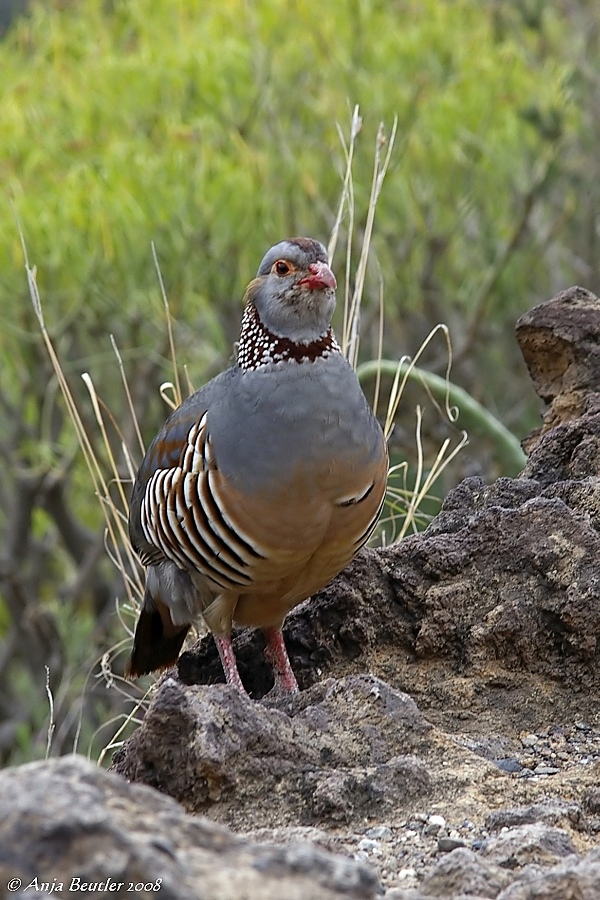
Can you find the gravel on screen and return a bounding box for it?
[327,813,497,891]
[322,721,600,893]
[513,722,600,775]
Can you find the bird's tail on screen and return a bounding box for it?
[124,586,190,678]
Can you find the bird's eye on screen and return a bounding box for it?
[273,260,291,276]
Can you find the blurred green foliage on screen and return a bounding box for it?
[0,0,596,764]
[2,0,575,384]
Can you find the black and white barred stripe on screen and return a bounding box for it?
[140,413,265,589]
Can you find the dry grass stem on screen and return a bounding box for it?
[44,665,55,760]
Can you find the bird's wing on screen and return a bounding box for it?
[128,369,246,580]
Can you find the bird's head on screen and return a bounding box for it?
[245,237,337,344]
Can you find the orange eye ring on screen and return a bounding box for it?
[273,260,292,276]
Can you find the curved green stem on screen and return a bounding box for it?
[357,358,527,476]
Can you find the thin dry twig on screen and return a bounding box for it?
[44,665,55,760]
[152,241,182,408]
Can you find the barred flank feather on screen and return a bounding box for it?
[140,413,265,591]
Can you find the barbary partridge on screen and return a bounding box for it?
[126,237,388,692]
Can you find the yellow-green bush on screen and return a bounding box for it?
[2,0,574,365]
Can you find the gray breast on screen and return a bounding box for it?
[207,356,382,494]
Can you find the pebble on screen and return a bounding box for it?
[397,867,417,881]
[438,836,466,852]
[365,826,393,840]
[428,814,446,829]
[336,719,600,893]
[425,814,446,835]
[357,838,381,853]
[494,757,522,773]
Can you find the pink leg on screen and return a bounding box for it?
[214,635,246,692]
[263,627,298,693]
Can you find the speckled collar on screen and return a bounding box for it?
[236,303,341,371]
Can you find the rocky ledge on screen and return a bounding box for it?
[4,287,600,900]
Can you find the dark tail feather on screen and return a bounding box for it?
[125,596,190,678]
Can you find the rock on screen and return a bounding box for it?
[418,847,511,897]
[493,759,522,774]
[369,474,600,715]
[521,409,600,485]
[112,674,484,828]
[0,756,380,900]
[479,823,576,868]
[485,800,583,832]
[515,285,600,449]
[384,891,496,900]
[583,788,600,815]
[365,826,394,839]
[437,837,466,852]
[425,815,446,835]
[496,849,600,899]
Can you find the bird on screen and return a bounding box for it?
[125,237,388,693]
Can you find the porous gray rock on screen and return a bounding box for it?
[479,823,576,868]
[496,848,600,900]
[515,285,600,448]
[417,846,511,898]
[111,675,456,827]
[485,800,584,832]
[0,755,380,900]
